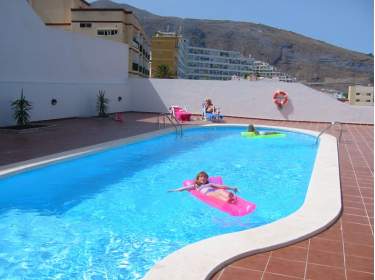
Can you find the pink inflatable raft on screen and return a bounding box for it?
[183,176,256,216]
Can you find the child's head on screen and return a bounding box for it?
[248,124,256,132]
[195,171,209,185]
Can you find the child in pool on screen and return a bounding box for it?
[168,171,238,203]
[248,124,279,135]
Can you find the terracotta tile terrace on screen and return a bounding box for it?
[0,112,373,280]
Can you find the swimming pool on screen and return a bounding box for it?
[0,125,319,279]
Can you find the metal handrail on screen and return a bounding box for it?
[315,121,342,144]
[158,112,183,136]
[166,113,183,136]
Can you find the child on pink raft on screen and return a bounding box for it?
[168,171,239,203]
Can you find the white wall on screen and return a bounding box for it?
[129,78,374,124]
[0,0,130,126]
[1,81,131,124]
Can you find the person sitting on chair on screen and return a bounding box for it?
[203,99,223,121]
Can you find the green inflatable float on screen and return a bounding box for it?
[240,131,286,139]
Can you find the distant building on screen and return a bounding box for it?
[27,0,150,78]
[186,47,256,80]
[186,47,295,80]
[27,0,90,30]
[348,85,374,106]
[150,31,294,81]
[151,31,187,78]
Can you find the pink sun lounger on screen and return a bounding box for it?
[170,106,192,122]
[183,176,256,216]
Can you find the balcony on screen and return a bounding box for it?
[132,38,139,49]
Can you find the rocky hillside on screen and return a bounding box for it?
[91,0,373,91]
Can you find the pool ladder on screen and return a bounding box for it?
[158,113,183,136]
[315,121,342,144]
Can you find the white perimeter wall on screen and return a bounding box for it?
[129,78,374,124]
[0,0,130,126]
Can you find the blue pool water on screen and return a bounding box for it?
[0,126,317,279]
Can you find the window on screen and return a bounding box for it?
[356,92,360,95]
[366,100,371,102]
[367,93,372,96]
[80,22,92,28]
[97,29,118,36]
[356,99,360,102]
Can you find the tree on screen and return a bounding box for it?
[155,64,174,79]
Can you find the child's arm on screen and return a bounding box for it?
[168,184,195,192]
[210,183,238,192]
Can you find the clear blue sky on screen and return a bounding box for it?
[99,0,374,54]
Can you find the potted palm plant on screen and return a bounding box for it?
[11,89,32,127]
[97,90,109,117]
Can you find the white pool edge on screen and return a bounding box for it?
[0,124,341,280]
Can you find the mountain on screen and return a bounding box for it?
[91,0,373,91]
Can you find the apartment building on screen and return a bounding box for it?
[187,46,293,81]
[151,32,187,78]
[27,0,89,30]
[71,8,150,77]
[186,47,255,80]
[27,0,150,78]
[186,46,294,82]
[348,85,374,106]
[151,32,293,81]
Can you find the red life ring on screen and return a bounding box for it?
[273,90,288,107]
